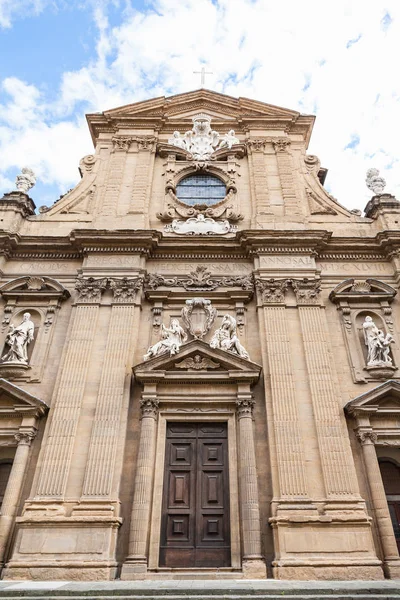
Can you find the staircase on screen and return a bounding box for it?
[0,580,400,600]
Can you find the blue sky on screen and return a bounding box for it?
[0,0,399,210]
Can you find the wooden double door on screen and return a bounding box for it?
[159,422,231,568]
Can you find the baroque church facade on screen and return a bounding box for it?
[0,89,400,581]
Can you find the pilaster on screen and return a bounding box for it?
[34,277,106,499]
[272,138,301,216]
[78,277,143,504]
[255,278,309,500]
[293,279,358,498]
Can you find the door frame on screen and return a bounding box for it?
[148,409,241,570]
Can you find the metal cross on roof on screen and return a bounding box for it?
[193,66,213,87]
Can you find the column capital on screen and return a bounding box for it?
[292,278,321,305]
[255,277,288,304]
[236,398,255,418]
[15,431,36,446]
[109,276,144,303]
[272,137,291,152]
[356,430,378,446]
[112,136,134,152]
[140,398,159,419]
[75,276,107,303]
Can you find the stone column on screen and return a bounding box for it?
[256,278,308,499]
[81,277,143,501]
[0,431,35,564]
[293,278,359,497]
[121,396,159,580]
[100,137,133,216]
[236,396,266,579]
[357,430,400,578]
[34,277,106,499]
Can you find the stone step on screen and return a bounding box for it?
[0,589,399,600]
[1,582,400,600]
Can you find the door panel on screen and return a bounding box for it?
[160,422,230,568]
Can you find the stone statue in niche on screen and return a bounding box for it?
[144,318,187,361]
[1,313,35,365]
[363,315,394,366]
[210,314,249,360]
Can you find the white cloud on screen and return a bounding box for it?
[0,0,399,210]
[0,0,51,28]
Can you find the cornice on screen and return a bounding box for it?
[2,228,400,262]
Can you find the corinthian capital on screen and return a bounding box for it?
[272,137,291,152]
[255,278,288,304]
[15,431,36,446]
[236,398,255,418]
[356,430,378,446]
[292,278,321,305]
[75,276,107,303]
[140,398,159,418]
[112,137,134,151]
[245,138,267,152]
[109,277,144,302]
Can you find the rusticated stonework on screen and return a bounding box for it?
[0,88,399,584]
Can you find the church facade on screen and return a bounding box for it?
[0,89,400,581]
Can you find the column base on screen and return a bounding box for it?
[383,559,400,579]
[120,558,148,580]
[242,558,267,579]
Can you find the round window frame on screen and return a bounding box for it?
[174,172,229,209]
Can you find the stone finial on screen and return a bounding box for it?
[366,168,386,195]
[15,168,36,193]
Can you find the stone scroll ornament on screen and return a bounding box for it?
[363,316,394,367]
[164,214,237,236]
[144,318,187,361]
[210,314,249,360]
[1,313,34,365]
[167,114,240,161]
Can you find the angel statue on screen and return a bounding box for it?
[210,314,249,359]
[1,313,35,365]
[363,315,394,366]
[144,318,187,361]
[365,168,386,195]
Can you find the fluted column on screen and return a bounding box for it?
[256,278,308,499]
[357,430,400,577]
[121,396,159,579]
[294,278,359,497]
[35,277,106,498]
[81,277,143,500]
[0,431,35,564]
[237,396,266,579]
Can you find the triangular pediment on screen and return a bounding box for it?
[346,380,400,416]
[87,89,315,145]
[0,378,48,417]
[133,339,261,385]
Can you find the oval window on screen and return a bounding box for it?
[176,174,226,206]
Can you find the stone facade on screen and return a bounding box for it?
[0,89,399,581]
